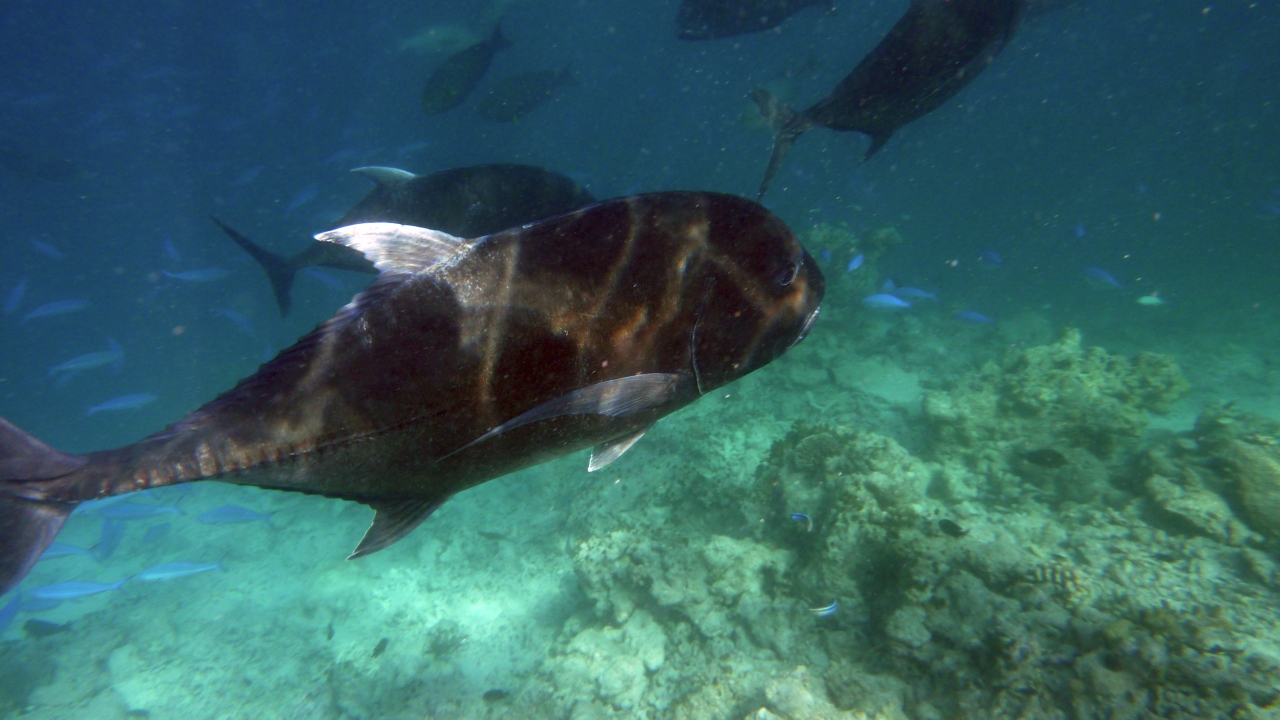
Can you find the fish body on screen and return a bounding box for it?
[954,311,992,324]
[196,505,272,525]
[134,561,221,581]
[890,287,937,302]
[162,268,229,283]
[0,595,16,633]
[4,276,28,315]
[213,163,595,315]
[48,339,124,378]
[477,65,574,123]
[0,192,823,596]
[89,503,182,520]
[421,24,512,114]
[22,299,89,322]
[24,579,124,601]
[862,293,911,310]
[1083,267,1122,288]
[30,240,65,260]
[846,254,864,272]
[978,250,1003,265]
[86,393,158,416]
[1137,294,1165,307]
[41,541,92,559]
[751,0,1027,197]
[212,308,255,337]
[677,0,832,40]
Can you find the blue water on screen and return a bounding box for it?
[2,0,1279,717]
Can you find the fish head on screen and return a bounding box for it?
[689,195,824,393]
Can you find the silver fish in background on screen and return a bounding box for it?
[752,0,1027,198]
[0,192,823,596]
[212,163,596,315]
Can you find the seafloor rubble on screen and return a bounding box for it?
[509,330,1280,719]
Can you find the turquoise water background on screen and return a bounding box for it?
[1,0,1279,717]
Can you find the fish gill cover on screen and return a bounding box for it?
[0,0,1278,718]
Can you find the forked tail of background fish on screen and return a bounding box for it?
[210,217,298,316]
[750,88,812,201]
[0,418,86,597]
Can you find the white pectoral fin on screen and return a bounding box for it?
[315,223,468,275]
[444,373,682,459]
[589,427,650,472]
[350,166,417,186]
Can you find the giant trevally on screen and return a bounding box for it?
[476,66,575,123]
[0,192,824,596]
[751,0,1027,198]
[676,0,832,40]
[421,23,511,114]
[213,163,596,315]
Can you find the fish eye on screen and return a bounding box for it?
[776,262,799,287]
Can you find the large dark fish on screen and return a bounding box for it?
[751,0,1027,199]
[476,66,575,123]
[421,24,512,115]
[215,163,596,315]
[676,0,833,40]
[0,192,824,597]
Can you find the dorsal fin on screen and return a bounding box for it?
[350,166,417,186]
[315,222,468,275]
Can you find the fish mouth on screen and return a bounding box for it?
[790,304,821,350]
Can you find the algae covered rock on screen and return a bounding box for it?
[924,328,1190,459]
[1189,403,1280,539]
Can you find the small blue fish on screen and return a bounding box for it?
[22,299,89,323]
[89,503,182,520]
[808,600,838,617]
[954,311,993,324]
[41,541,92,560]
[24,579,124,601]
[141,522,172,545]
[29,239,65,260]
[881,279,896,292]
[86,393,158,416]
[212,307,255,337]
[846,254,864,272]
[284,184,320,216]
[978,250,1003,266]
[1073,223,1086,239]
[817,249,832,264]
[1083,267,1122,288]
[790,512,814,532]
[0,595,17,634]
[3,276,28,315]
[48,338,124,378]
[891,287,937,302]
[134,562,222,582]
[861,293,911,310]
[301,268,345,292]
[163,236,181,262]
[197,505,274,525]
[231,166,263,186]
[162,268,229,283]
[92,519,126,562]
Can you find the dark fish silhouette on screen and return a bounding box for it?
[752,0,1027,198]
[677,0,832,40]
[1021,448,1068,468]
[214,164,596,315]
[477,66,575,123]
[0,142,87,182]
[421,24,512,114]
[0,192,824,596]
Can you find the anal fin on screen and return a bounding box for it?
[589,427,650,472]
[349,495,451,559]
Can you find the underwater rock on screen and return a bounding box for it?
[1223,440,1280,539]
[924,327,1189,460]
[1143,473,1254,545]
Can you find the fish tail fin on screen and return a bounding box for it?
[749,88,807,201]
[490,21,512,51]
[0,417,86,596]
[210,217,296,316]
